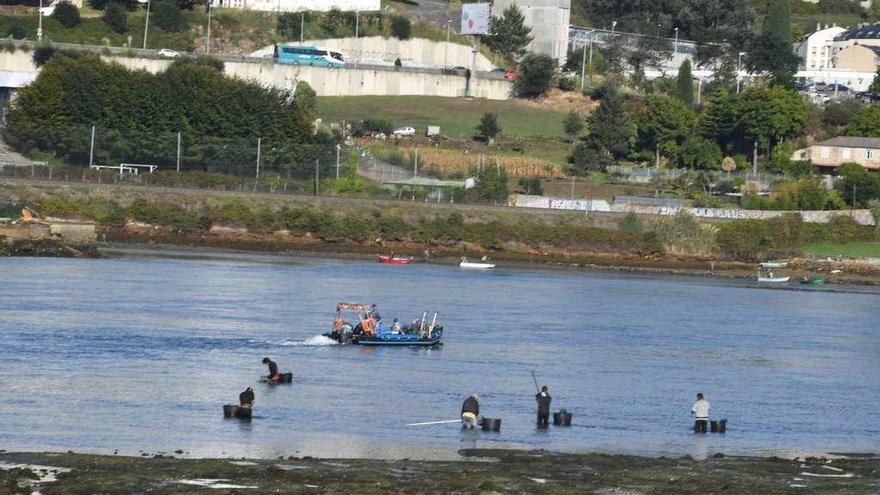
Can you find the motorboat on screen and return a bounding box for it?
[459,256,495,269]
[377,254,414,264]
[322,303,443,347]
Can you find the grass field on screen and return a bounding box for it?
[317,96,569,139]
[802,242,880,259]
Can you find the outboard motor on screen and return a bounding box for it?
[341,323,353,344]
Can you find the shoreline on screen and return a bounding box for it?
[2,449,878,494]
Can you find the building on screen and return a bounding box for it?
[217,0,379,12]
[795,25,846,70]
[833,44,880,71]
[569,26,698,76]
[832,23,880,56]
[492,0,571,65]
[802,136,880,170]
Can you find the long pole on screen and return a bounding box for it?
[335,144,340,179]
[300,11,304,44]
[206,1,212,54]
[143,0,151,50]
[176,131,181,172]
[737,53,743,93]
[407,419,461,426]
[588,37,594,81]
[255,137,261,179]
[445,20,450,68]
[414,147,419,178]
[355,10,359,38]
[315,159,319,195]
[89,125,95,167]
[580,40,587,91]
[37,0,43,41]
[673,27,678,63]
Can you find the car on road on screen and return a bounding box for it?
[392,126,416,136]
[158,49,180,59]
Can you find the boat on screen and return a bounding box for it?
[757,267,789,283]
[759,261,788,269]
[377,254,414,264]
[800,276,826,285]
[459,256,495,270]
[322,303,443,347]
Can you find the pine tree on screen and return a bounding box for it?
[675,59,694,109]
[563,111,584,143]
[477,112,501,141]
[747,0,800,87]
[570,85,634,173]
[486,5,533,61]
[103,2,129,34]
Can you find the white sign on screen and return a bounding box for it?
[460,3,490,35]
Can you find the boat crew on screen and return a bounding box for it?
[391,318,401,334]
[692,393,710,433]
[535,386,552,429]
[239,387,254,408]
[262,357,281,383]
[461,394,480,429]
[370,304,381,322]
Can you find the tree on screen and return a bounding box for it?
[734,87,807,167]
[517,177,543,195]
[32,45,58,67]
[390,15,411,40]
[834,163,880,207]
[103,3,129,34]
[870,66,880,96]
[678,136,722,169]
[563,111,584,142]
[152,0,187,32]
[277,12,307,39]
[697,88,737,150]
[52,1,81,28]
[7,23,27,40]
[639,95,695,165]
[570,85,634,173]
[846,105,880,137]
[746,0,800,87]
[515,53,555,98]
[486,4,533,61]
[675,59,694,109]
[293,81,317,115]
[477,112,500,141]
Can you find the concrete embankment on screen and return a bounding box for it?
[0,221,98,257]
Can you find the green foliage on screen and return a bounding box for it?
[834,162,880,207]
[7,23,27,40]
[845,105,880,137]
[617,212,645,236]
[517,177,543,195]
[558,76,578,92]
[651,211,715,255]
[152,0,188,32]
[678,136,722,170]
[638,94,695,163]
[276,11,306,39]
[103,3,129,34]
[868,199,880,230]
[32,45,57,67]
[127,199,207,231]
[477,112,500,140]
[562,111,584,142]
[675,59,694,109]
[390,15,411,40]
[469,166,509,203]
[515,53,556,98]
[697,88,737,151]
[823,100,863,128]
[485,4,533,61]
[747,0,799,87]
[293,81,317,115]
[52,2,81,28]
[570,84,634,173]
[734,87,806,150]
[870,66,880,96]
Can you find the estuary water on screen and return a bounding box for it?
[1,252,878,460]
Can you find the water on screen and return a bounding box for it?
[1,253,879,460]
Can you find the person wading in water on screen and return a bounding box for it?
[262,357,280,383]
[536,386,552,429]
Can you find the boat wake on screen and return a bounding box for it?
[251,335,338,347]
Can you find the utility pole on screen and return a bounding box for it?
[335,143,341,179]
[445,19,451,68]
[737,52,745,93]
[176,132,181,172]
[143,0,151,50]
[355,10,359,38]
[673,27,679,64]
[314,159,320,195]
[300,11,304,44]
[37,0,43,41]
[414,147,419,178]
[206,0,212,54]
[255,137,261,179]
[89,125,96,167]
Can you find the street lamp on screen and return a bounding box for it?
[673,27,679,61]
[143,0,151,50]
[37,0,43,41]
[206,0,213,54]
[737,51,746,93]
[580,29,594,91]
[445,19,451,68]
[611,20,617,39]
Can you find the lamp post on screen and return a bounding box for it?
[143,0,151,50]
[445,19,451,68]
[37,0,43,41]
[673,27,679,63]
[580,29,594,91]
[737,51,745,93]
[300,11,304,44]
[206,0,213,54]
[610,20,617,39]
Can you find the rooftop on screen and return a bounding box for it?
[816,136,880,148]
[835,24,880,41]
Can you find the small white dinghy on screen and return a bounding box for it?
[459,256,496,270]
[757,267,789,283]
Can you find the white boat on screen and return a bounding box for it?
[760,261,788,269]
[757,276,790,283]
[459,257,495,270]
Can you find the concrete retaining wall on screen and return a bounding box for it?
[510,194,877,226]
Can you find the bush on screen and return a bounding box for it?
[715,219,771,260]
[476,112,500,141]
[32,45,57,67]
[390,15,411,40]
[7,24,27,40]
[618,212,645,236]
[103,3,129,34]
[152,0,187,32]
[515,53,555,98]
[558,76,578,92]
[52,1,81,28]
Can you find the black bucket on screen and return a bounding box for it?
[223,404,236,418]
[281,373,293,383]
[235,406,252,419]
[553,410,573,426]
[481,418,501,432]
[718,419,726,433]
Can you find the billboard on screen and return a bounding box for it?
[460,3,490,35]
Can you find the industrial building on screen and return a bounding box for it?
[491,0,571,64]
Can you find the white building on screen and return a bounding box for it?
[217,0,379,13]
[492,0,571,64]
[795,25,846,70]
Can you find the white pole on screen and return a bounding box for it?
[255,137,261,179]
[414,147,419,178]
[89,125,95,167]
[206,1,212,54]
[406,419,460,426]
[355,10,359,38]
[580,41,587,91]
[588,36,594,80]
[737,52,743,93]
[37,0,43,41]
[176,131,181,172]
[445,20,450,68]
[335,144,341,179]
[300,11,304,44]
[143,0,151,50]
[673,27,678,65]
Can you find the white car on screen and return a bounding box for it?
[392,126,416,136]
[158,48,180,59]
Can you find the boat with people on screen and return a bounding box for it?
[323,302,443,347]
[459,256,495,270]
[377,254,414,264]
[757,267,790,283]
[800,276,826,285]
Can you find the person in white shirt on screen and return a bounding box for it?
[691,393,710,433]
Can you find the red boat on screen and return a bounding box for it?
[377,254,414,264]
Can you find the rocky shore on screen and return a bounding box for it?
[1,449,877,494]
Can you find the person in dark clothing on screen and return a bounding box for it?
[239,387,254,408]
[262,357,280,382]
[461,394,480,429]
[535,386,552,429]
[370,304,381,322]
